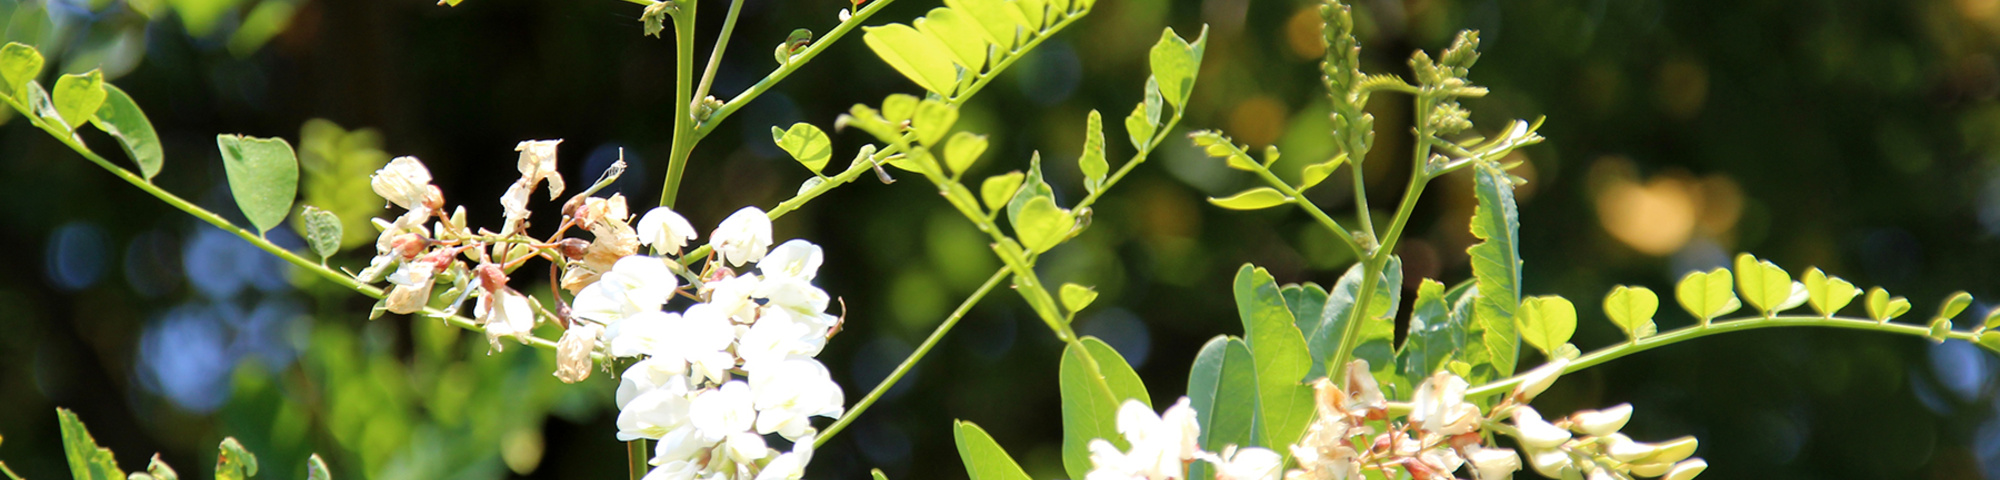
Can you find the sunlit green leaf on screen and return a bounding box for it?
[871,469,889,480]
[1208,187,1290,210]
[981,171,1024,212]
[299,205,342,261]
[1058,337,1148,480]
[943,0,1031,52]
[916,8,989,73]
[215,438,258,480]
[1466,162,1522,377]
[1937,291,1974,323]
[1802,268,1858,318]
[304,455,328,480]
[1603,285,1658,342]
[1060,283,1098,313]
[1004,154,1055,226]
[1233,265,1315,452]
[1398,278,1463,380]
[1013,195,1072,253]
[944,131,990,176]
[1013,0,1047,32]
[1148,27,1205,109]
[1079,109,1108,194]
[913,98,958,146]
[953,421,1031,480]
[862,24,960,96]
[88,84,164,180]
[1984,307,2000,333]
[883,94,919,124]
[1518,295,1577,357]
[1676,268,1740,322]
[1298,154,1348,190]
[772,123,833,174]
[1865,287,1910,323]
[1186,336,1261,480]
[1124,102,1155,151]
[1303,257,1401,380]
[0,42,43,96]
[1282,283,1328,336]
[217,134,300,235]
[1188,130,1258,171]
[58,408,124,480]
[1734,253,1793,316]
[52,69,106,130]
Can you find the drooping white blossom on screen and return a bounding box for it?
[515,139,566,199]
[554,323,602,383]
[384,260,438,314]
[1209,446,1284,480]
[618,385,693,441]
[710,207,774,266]
[688,381,757,442]
[746,356,845,441]
[1570,403,1633,436]
[1087,398,1203,480]
[574,255,679,323]
[759,240,823,281]
[1409,371,1479,436]
[1510,407,1573,451]
[477,289,539,350]
[638,207,700,255]
[370,156,434,210]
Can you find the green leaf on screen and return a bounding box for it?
[1282,283,1328,336]
[1603,285,1659,342]
[916,8,989,73]
[1465,162,1522,377]
[1929,318,1953,343]
[52,69,106,130]
[1984,307,2000,332]
[1398,279,1464,380]
[1124,102,1155,151]
[1143,76,1163,125]
[1232,265,1316,452]
[1518,295,1577,357]
[1937,291,1974,323]
[304,455,328,480]
[1802,268,1858,318]
[1303,257,1402,380]
[0,42,43,96]
[299,205,342,261]
[1012,0,1048,33]
[943,0,1031,51]
[1866,287,1911,323]
[1675,268,1740,322]
[89,84,164,180]
[217,135,300,235]
[772,123,833,173]
[913,99,959,146]
[1005,154,1055,227]
[862,24,960,96]
[981,172,1025,211]
[1734,253,1794,316]
[1298,154,1348,190]
[147,455,179,480]
[883,94,920,124]
[1186,336,1261,480]
[1013,195,1073,253]
[1188,130,1257,171]
[944,131,990,176]
[215,438,258,480]
[1058,337,1149,480]
[953,421,1032,480]
[57,408,125,480]
[1060,283,1098,313]
[1208,187,1291,210]
[1148,27,1205,109]
[1079,109,1108,195]
[25,81,59,126]
[871,470,890,480]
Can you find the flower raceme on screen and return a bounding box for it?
[355,144,849,480]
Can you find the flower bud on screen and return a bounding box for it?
[553,323,601,383]
[390,233,428,260]
[1510,407,1572,450]
[1629,461,1674,477]
[1513,356,1569,401]
[1527,447,1574,478]
[1662,458,1707,480]
[476,263,509,293]
[422,185,445,212]
[1465,445,1521,480]
[1569,403,1633,436]
[558,238,591,260]
[1648,436,1699,464]
[1603,434,1653,463]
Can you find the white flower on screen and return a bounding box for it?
[710,207,774,266]
[737,309,829,366]
[755,276,830,317]
[724,431,772,464]
[1513,357,1569,401]
[515,139,566,199]
[759,240,823,281]
[746,356,845,440]
[1409,371,1478,435]
[1089,398,1202,480]
[370,156,433,210]
[1509,407,1572,451]
[479,290,539,349]
[1342,359,1386,413]
[643,460,701,480]
[618,357,692,408]
[1465,445,1522,480]
[1526,447,1574,478]
[677,303,743,384]
[574,255,679,323]
[638,207,700,255]
[1570,403,1632,436]
[1662,458,1707,480]
[651,425,709,465]
[384,261,438,314]
[752,434,815,480]
[618,387,694,441]
[1210,446,1283,480]
[704,273,764,321]
[554,323,602,383]
[688,381,756,441]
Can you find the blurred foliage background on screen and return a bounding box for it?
[1,0,1998,478]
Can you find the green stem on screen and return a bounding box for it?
[626,439,650,480]
[1327,92,1437,383]
[1251,167,1364,259]
[1465,315,1978,398]
[660,2,699,208]
[688,0,745,115]
[815,267,1009,448]
[690,0,902,139]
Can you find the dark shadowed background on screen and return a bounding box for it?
[2,0,1998,478]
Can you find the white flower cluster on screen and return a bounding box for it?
[1504,360,1706,480]
[588,206,845,480]
[1084,398,1285,480]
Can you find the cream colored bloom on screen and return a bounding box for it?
[1409,371,1479,435]
[1570,403,1632,436]
[1510,407,1572,451]
[710,206,774,266]
[1465,445,1521,480]
[478,289,539,350]
[371,156,434,210]
[759,240,823,281]
[554,323,602,383]
[1526,447,1574,478]
[1211,446,1283,480]
[515,139,566,199]
[1514,357,1569,401]
[752,435,815,480]
[384,261,438,314]
[637,207,699,255]
[1662,459,1706,480]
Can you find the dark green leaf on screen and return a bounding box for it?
[89,84,164,180]
[1398,279,1462,380]
[1232,265,1315,452]
[1186,336,1261,480]
[1302,257,1402,380]
[299,205,342,261]
[1466,162,1522,377]
[216,134,300,235]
